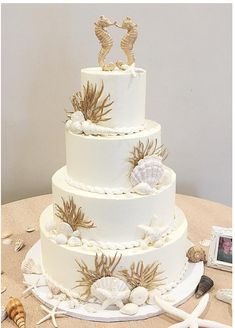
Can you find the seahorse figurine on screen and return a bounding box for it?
[116,17,138,66]
[94,16,116,71]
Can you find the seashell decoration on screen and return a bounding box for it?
[14,239,25,252]
[6,297,25,328]
[56,222,73,237]
[47,280,61,295]
[55,233,68,245]
[1,286,7,294]
[1,231,12,239]
[120,303,139,315]
[2,238,12,245]
[90,277,130,309]
[129,286,148,306]
[216,289,232,305]
[21,257,42,274]
[25,227,35,233]
[186,246,206,263]
[195,275,214,298]
[67,236,82,247]
[130,156,164,195]
[45,221,56,233]
[1,306,7,322]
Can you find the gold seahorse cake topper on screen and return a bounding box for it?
[94,15,138,71]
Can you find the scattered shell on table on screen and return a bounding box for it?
[120,303,139,315]
[68,236,82,247]
[91,277,130,303]
[56,222,73,237]
[216,289,232,305]
[130,286,149,306]
[21,257,42,274]
[195,275,214,298]
[25,227,35,233]
[47,280,61,295]
[1,306,7,323]
[2,238,12,245]
[55,233,67,245]
[1,231,12,239]
[83,303,102,313]
[186,246,206,263]
[14,239,25,252]
[1,287,7,294]
[130,156,164,191]
[6,297,25,328]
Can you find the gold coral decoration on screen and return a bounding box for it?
[75,252,122,299]
[55,197,96,231]
[66,81,113,124]
[116,17,138,66]
[129,139,168,169]
[6,297,26,328]
[119,261,165,290]
[95,15,116,71]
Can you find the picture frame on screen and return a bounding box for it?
[207,226,232,272]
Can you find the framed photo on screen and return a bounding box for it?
[207,226,232,272]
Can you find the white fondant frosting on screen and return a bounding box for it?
[81,67,146,129]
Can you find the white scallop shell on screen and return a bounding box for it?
[90,277,130,302]
[14,239,25,252]
[120,303,138,315]
[55,233,68,245]
[130,286,148,306]
[67,236,82,247]
[130,156,164,189]
[56,222,73,237]
[21,257,42,274]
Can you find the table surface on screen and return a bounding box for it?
[1,194,232,328]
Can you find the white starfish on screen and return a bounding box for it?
[138,217,169,245]
[36,303,66,328]
[96,287,129,310]
[22,278,47,296]
[154,293,231,328]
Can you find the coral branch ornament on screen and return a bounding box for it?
[95,16,116,71]
[154,293,231,328]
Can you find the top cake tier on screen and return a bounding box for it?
[81,67,146,129]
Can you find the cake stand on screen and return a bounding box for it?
[23,240,204,322]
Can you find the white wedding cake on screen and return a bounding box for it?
[39,16,189,312]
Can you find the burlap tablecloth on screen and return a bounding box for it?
[1,194,232,327]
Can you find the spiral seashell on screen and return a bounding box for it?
[6,297,25,328]
[21,257,42,274]
[130,156,164,192]
[195,275,214,298]
[186,246,206,263]
[90,277,130,302]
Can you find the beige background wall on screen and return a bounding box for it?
[2,4,232,205]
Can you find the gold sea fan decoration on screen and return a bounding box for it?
[66,81,113,124]
[75,252,122,299]
[119,261,165,290]
[55,197,96,231]
[129,139,168,169]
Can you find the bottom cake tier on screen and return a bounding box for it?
[40,206,189,300]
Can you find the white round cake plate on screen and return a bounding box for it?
[24,240,204,322]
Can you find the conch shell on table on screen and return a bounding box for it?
[6,297,25,328]
[130,156,164,195]
[186,246,206,263]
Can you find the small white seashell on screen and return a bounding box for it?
[14,239,25,252]
[55,233,68,245]
[120,303,138,315]
[70,121,83,134]
[1,287,6,294]
[56,222,73,237]
[91,277,130,303]
[147,289,162,305]
[130,286,148,306]
[1,306,7,323]
[2,238,12,245]
[71,111,85,123]
[72,230,81,238]
[153,239,164,248]
[45,221,56,232]
[130,156,164,191]
[132,182,155,195]
[47,280,61,295]
[21,257,42,274]
[216,289,232,305]
[1,231,12,239]
[67,236,82,247]
[26,227,35,233]
[83,303,102,313]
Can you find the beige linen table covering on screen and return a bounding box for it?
[1,194,232,327]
